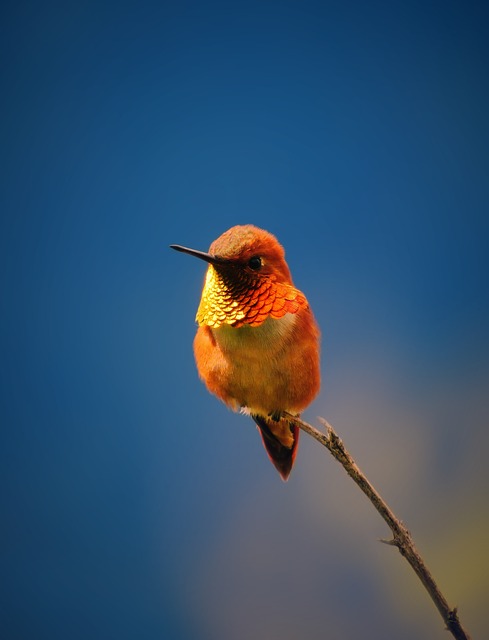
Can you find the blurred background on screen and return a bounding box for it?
[1,1,488,638]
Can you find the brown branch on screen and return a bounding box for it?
[286,413,472,640]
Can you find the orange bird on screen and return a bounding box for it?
[170,225,321,480]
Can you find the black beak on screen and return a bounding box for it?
[170,244,228,266]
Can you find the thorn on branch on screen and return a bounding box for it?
[317,416,334,440]
[447,608,461,631]
[379,537,399,546]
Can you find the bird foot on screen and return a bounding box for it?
[268,410,283,422]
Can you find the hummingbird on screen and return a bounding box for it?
[170,224,321,480]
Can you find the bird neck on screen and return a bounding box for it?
[196,264,308,329]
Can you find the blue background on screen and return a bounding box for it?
[2,2,488,639]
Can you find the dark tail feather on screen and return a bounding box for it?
[252,414,300,481]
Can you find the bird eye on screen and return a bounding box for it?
[248,256,262,270]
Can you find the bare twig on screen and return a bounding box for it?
[286,413,472,640]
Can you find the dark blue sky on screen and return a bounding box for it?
[2,2,488,639]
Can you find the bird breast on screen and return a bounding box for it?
[212,312,298,356]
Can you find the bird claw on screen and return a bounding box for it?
[268,410,283,422]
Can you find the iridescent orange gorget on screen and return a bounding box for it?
[196,262,308,328]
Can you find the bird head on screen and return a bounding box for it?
[171,225,307,328]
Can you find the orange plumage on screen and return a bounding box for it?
[171,224,321,480]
